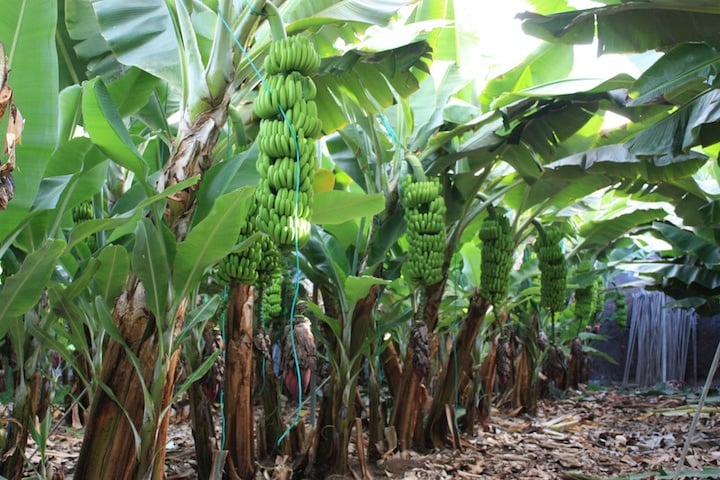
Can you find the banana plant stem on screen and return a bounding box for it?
[264,1,287,41]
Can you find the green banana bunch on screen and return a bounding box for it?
[72,200,97,251]
[264,35,321,77]
[401,175,442,209]
[253,35,322,249]
[284,99,322,139]
[253,72,318,120]
[263,152,316,191]
[402,176,447,287]
[535,226,566,312]
[263,277,283,319]
[479,208,514,306]
[215,200,262,285]
[573,262,596,324]
[254,234,282,289]
[593,276,605,318]
[216,249,260,286]
[72,200,94,223]
[614,290,627,328]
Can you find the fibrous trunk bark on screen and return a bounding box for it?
[224,284,255,479]
[2,371,46,479]
[75,282,184,479]
[75,97,230,479]
[380,341,402,400]
[388,263,449,450]
[426,292,489,447]
[314,284,378,476]
[189,379,216,480]
[256,334,287,458]
[478,336,497,427]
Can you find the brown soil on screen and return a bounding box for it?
[16,386,720,479]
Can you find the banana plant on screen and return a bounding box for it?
[57,0,430,477]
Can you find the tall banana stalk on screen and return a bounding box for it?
[75,1,266,478]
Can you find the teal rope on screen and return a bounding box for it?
[378,113,404,156]
[220,12,305,447]
[277,142,304,445]
[243,0,265,16]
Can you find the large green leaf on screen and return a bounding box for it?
[367,208,406,267]
[311,191,385,225]
[480,43,574,110]
[32,139,108,235]
[504,174,612,216]
[173,187,253,300]
[175,295,222,347]
[624,261,720,292]
[409,64,470,150]
[628,43,720,106]
[344,275,390,313]
[519,3,720,53]
[314,42,430,133]
[546,144,707,183]
[503,98,600,162]
[67,176,199,248]
[460,242,482,289]
[0,0,59,241]
[106,67,164,117]
[578,208,668,250]
[93,245,130,306]
[652,221,720,267]
[193,148,259,225]
[284,0,411,30]
[65,0,122,79]
[132,218,170,321]
[58,85,83,143]
[0,239,65,337]
[627,89,720,156]
[82,77,148,176]
[92,0,180,89]
[301,227,350,306]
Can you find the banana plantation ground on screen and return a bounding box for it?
[10,385,720,479]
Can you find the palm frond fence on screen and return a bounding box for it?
[623,291,697,387]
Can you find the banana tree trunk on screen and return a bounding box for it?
[75,282,181,479]
[75,94,230,479]
[390,274,448,451]
[313,284,378,476]
[426,292,489,448]
[380,341,402,399]
[391,346,422,451]
[188,379,216,480]
[1,371,46,479]
[313,374,352,477]
[224,283,255,479]
[257,347,287,458]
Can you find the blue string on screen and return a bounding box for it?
[378,113,405,157]
[243,0,265,16]
[220,10,305,447]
